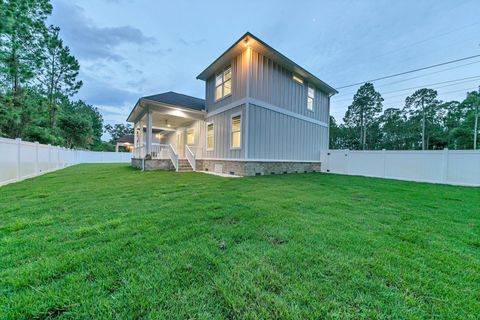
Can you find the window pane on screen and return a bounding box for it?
[223,79,231,96]
[215,73,223,86]
[207,124,214,149]
[232,131,241,148]
[232,115,241,131]
[231,115,241,148]
[215,85,222,100]
[308,86,315,98]
[187,129,194,145]
[307,97,314,110]
[224,67,231,81]
[207,136,213,149]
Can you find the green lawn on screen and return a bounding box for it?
[0,164,479,319]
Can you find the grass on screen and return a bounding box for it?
[0,164,479,319]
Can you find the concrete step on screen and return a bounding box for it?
[176,159,193,172]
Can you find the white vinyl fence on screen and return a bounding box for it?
[0,137,132,186]
[321,149,480,187]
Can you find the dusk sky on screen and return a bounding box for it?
[49,0,480,133]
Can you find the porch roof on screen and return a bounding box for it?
[126,91,206,124]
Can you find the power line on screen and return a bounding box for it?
[351,86,479,108]
[378,80,480,100]
[335,54,480,90]
[332,76,480,102]
[366,22,480,62]
[335,60,480,97]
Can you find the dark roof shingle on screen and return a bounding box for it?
[116,134,134,143]
[142,91,205,111]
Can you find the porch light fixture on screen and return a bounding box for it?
[243,37,249,47]
[292,74,304,84]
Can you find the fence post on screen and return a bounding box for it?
[48,144,51,171]
[34,141,39,175]
[442,148,449,183]
[16,138,21,181]
[345,149,350,175]
[382,149,386,178]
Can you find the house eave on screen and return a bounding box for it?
[196,32,338,96]
[126,98,206,123]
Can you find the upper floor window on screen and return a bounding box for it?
[215,66,232,101]
[207,123,214,150]
[187,128,195,145]
[231,114,241,149]
[307,85,315,111]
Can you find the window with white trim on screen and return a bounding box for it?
[215,66,232,100]
[231,114,241,149]
[186,128,194,145]
[307,85,315,111]
[207,123,214,150]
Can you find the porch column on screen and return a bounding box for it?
[115,142,119,152]
[133,121,138,149]
[146,108,153,156]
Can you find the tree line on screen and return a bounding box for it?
[0,0,118,150]
[330,83,479,150]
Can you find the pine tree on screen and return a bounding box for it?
[343,83,383,150]
[404,88,439,150]
[39,25,82,129]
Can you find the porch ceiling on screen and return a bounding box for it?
[150,113,196,130]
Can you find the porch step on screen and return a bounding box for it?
[177,159,193,172]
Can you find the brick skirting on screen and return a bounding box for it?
[196,159,321,176]
[131,158,175,171]
[132,158,321,176]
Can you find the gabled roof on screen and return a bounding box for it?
[116,134,134,143]
[196,32,338,96]
[142,91,205,111]
[126,91,205,122]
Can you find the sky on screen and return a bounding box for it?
[49,0,480,137]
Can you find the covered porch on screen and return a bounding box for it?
[126,92,206,171]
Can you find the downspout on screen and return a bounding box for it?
[245,44,251,160]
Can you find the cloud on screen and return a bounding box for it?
[76,74,139,107]
[50,0,155,61]
[177,37,207,47]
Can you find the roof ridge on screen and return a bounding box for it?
[143,91,205,102]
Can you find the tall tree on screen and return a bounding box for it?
[39,25,82,129]
[344,82,383,150]
[104,123,133,143]
[404,88,439,150]
[0,0,52,95]
[460,89,480,150]
[378,108,407,150]
[58,99,104,149]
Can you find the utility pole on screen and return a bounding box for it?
[474,86,479,150]
[422,100,426,150]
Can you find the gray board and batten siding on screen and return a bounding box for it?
[202,45,330,162]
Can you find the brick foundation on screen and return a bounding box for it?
[131,158,175,171]
[196,159,321,176]
[132,158,321,176]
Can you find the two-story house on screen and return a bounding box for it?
[127,32,337,176]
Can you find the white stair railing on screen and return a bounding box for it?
[151,144,169,159]
[168,144,179,172]
[185,145,196,171]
